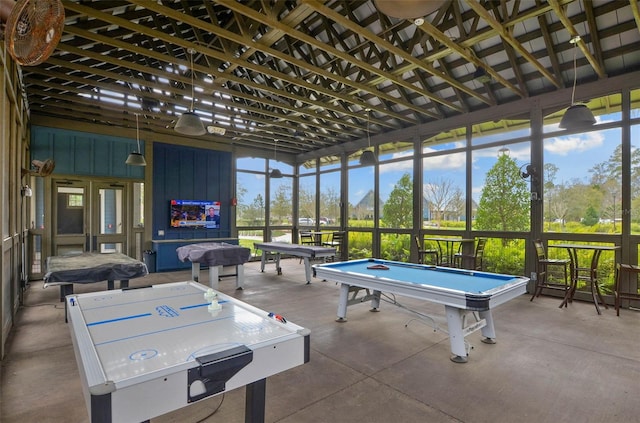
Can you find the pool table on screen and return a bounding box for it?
[313,258,528,363]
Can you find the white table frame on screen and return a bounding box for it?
[254,242,336,284]
[66,281,310,423]
[314,259,528,363]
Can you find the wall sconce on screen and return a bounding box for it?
[21,185,32,197]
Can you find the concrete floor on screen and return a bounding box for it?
[2,258,640,423]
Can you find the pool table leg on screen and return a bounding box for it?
[370,290,381,311]
[478,310,496,344]
[336,283,350,322]
[445,305,468,363]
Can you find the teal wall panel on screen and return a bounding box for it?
[74,136,94,174]
[152,142,233,247]
[30,126,144,179]
[30,127,233,272]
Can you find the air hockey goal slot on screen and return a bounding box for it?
[187,345,253,402]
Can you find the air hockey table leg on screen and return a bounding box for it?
[260,251,267,272]
[245,378,266,423]
[302,257,312,284]
[236,264,244,289]
[208,265,221,290]
[336,283,350,322]
[445,305,469,363]
[59,283,73,302]
[275,252,282,275]
[191,262,201,282]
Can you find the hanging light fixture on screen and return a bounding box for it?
[269,140,283,178]
[126,113,147,166]
[360,109,377,166]
[373,0,446,19]
[473,66,491,83]
[175,48,206,136]
[559,36,596,130]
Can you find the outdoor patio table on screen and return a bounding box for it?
[551,244,620,314]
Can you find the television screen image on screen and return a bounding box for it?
[170,200,221,229]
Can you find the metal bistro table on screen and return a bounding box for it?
[424,237,475,267]
[551,243,620,314]
[306,231,333,246]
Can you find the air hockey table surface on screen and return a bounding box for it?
[66,281,310,423]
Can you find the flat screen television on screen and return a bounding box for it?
[170,199,221,229]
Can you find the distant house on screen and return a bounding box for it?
[352,190,477,223]
[352,190,383,220]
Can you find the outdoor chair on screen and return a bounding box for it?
[323,231,345,260]
[414,236,439,265]
[300,232,314,245]
[530,239,572,308]
[299,232,315,263]
[614,263,640,316]
[453,238,487,270]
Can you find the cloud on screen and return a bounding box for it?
[379,159,413,173]
[471,145,531,162]
[545,131,604,156]
[423,151,465,171]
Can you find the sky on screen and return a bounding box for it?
[238,109,633,209]
[371,112,625,204]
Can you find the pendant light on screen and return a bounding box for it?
[473,66,491,83]
[126,113,147,166]
[373,0,446,19]
[360,109,377,166]
[559,36,596,130]
[269,140,283,178]
[175,48,206,136]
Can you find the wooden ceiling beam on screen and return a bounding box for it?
[548,0,606,78]
[464,0,561,88]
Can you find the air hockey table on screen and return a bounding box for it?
[254,242,336,284]
[66,281,310,423]
[44,252,148,301]
[313,258,528,363]
[176,242,251,289]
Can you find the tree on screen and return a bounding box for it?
[475,153,529,232]
[583,206,599,226]
[270,183,291,224]
[382,173,413,228]
[244,194,265,224]
[423,177,463,225]
[547,182,570,228]
[543,163,559,226]
[298,185,315,220]
[320,185,340,223]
